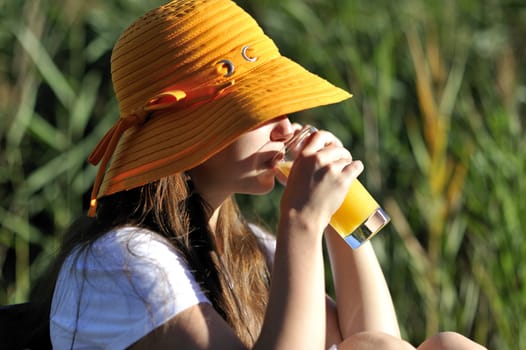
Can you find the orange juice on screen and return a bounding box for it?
[277,161,386,245]
[329,180,379,236]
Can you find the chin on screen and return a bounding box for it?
[245,175,276,195]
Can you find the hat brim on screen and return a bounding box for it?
[100,55,351,196]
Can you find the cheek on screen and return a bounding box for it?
[223,141,265,172]
[230,139,262,159]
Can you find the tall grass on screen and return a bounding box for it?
[0,0,156,302]
[1,0,524,348]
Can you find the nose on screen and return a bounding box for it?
[269,116,294,142]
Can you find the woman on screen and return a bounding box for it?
[49,0,486,349]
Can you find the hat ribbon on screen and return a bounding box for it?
[86,79,234,217]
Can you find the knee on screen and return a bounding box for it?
[338,331,415,350]
[417,331,487,350]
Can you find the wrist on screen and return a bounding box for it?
[278,208,326,241]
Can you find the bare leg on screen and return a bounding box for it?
[336,331,416,350]
[416,332,487,350]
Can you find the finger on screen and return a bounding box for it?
[342,159,364,179]
[311,158,359,187]
[315,130,343,148]
[310,144,353,166]
[301,130,343,154]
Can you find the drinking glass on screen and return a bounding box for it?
[275,126,390,249]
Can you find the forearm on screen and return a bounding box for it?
[256,214,326,350]
[325,227,400,338]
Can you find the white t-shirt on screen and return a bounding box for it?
[50,225,275,349]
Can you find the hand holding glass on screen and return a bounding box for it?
[275,126,390,249]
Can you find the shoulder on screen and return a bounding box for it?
[61,226,209,302]
[50,226,210,349]
[92,226,177,257]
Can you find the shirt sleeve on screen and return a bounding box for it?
[50,227,210,350]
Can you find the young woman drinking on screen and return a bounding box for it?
[48,1,486,349]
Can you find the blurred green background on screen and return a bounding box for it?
[1,0,524,348]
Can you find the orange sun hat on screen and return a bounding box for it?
[87,0,352,216]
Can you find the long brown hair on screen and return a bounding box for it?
[49,173,271,347]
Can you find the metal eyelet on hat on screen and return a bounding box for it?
[241,45,257,62]
[216,59,235,77]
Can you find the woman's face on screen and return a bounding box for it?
[187,116,293,206]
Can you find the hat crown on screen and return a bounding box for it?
[110,0,279,117]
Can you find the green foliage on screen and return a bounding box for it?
[1,0,524,348]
